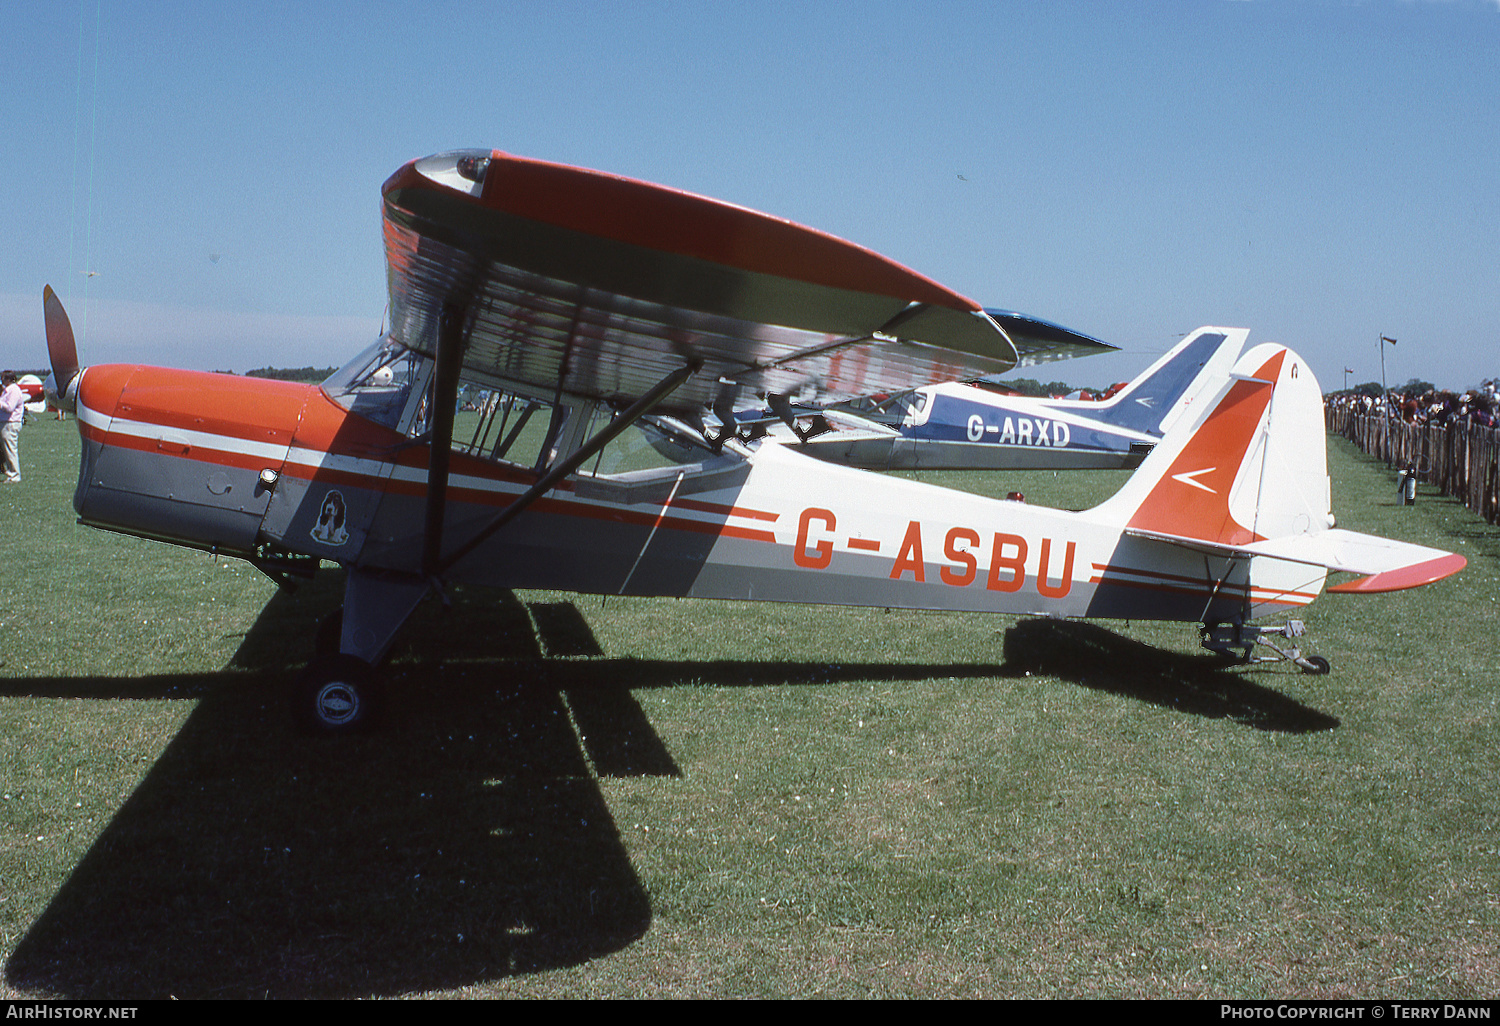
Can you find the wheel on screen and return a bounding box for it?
[295,654,381,734]
[1299,655,1331,676]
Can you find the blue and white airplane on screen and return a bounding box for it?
[776,325,1247,471]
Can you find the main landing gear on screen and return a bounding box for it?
[292,569,429,735]
[1200,620,1331,675]
[295,653,381,734]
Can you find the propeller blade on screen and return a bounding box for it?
[42,285,80,408]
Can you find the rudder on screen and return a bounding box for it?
[1090,342,1332,550]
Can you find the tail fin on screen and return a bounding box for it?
[1067,326,1247,437]
[1092,341,1465,591]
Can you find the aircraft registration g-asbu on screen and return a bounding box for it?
[780,324,1247,471]
[42,148,1466,732]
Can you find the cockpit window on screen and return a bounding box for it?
[837,389,922,428]
[449,384,712,478]
[326,343,729,482]
[322,338,425,430]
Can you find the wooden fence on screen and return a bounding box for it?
[1326,404,1500,525]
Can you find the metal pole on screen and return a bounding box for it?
[421,302,467,578]
[1380,333,1389,465]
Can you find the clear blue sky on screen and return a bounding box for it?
[3,0,1496,393]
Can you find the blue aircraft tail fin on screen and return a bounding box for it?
[1075,326,1248,438]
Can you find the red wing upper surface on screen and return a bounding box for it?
[381,150,1021,411]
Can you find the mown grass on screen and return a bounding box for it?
[2,415,1498,998]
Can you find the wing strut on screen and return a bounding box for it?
[434,359,703,576]
[421,302,467,579]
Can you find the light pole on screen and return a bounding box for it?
[1379,334,1398,464]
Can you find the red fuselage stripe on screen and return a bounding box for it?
[81,409,781,546]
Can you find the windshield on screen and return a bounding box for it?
[322,338,425,430]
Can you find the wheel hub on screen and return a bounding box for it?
[315,681,361,725]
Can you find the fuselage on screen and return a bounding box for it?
[877,382,1159,470]
[68,349,1325,627]
[790,327,1248,473]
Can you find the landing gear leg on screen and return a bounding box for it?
[314,607,344,658]
[295,568,429,734]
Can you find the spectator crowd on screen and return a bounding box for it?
[1326,379,1498,429]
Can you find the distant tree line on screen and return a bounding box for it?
[1011,377,1091,397]
[978,376,1112,398]
[243,366,339,382]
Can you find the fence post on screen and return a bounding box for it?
[1332,408,1500,524]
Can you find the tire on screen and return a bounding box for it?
[295,654,381,734]
[1299,655,1332,676]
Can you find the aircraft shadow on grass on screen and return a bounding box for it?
[999,617,1340,733]
[5,581,667,999]
[4,582,1333,998]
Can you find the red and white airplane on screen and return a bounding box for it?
[42,149,1465,732]
[11,373,49,413]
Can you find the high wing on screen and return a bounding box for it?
[381,150,1021,413]
[982,310,1115,368]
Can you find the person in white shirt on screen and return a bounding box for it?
[1,371,26,483]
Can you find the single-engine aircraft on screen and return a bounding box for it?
[756,323,1247,471]
[41,149,1466,733]
[12,373,49,413]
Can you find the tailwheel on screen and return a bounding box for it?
[1298,655,1332,676]
[295,654,381,734]
[1200,619,1331,675]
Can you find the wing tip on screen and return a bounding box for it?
[1327,552,1468,594]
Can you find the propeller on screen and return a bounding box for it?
[42,285,81,412]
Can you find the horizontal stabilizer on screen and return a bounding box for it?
[1325,549,1468,593]
[1126,525,1466,592]
[1236,528,1464,580]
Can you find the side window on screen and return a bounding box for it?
[573,408,714,480]
[838,389,922,428]
[900,389,929,427]
[579,410,706,477]
[450,382,571,472]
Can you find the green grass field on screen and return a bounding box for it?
[2,414,1498,999]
